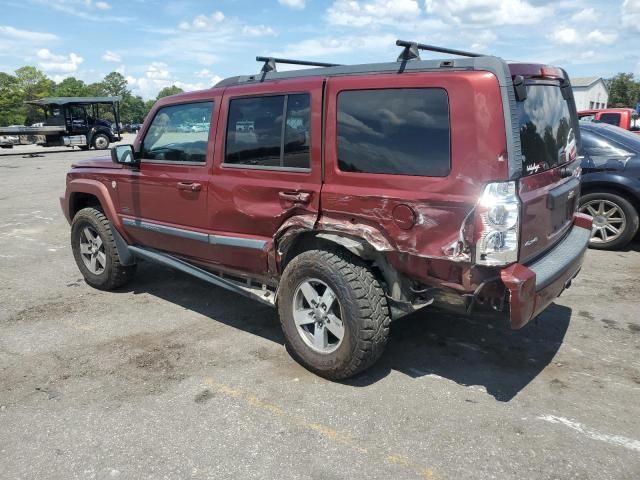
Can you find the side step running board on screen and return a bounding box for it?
[128,246,276,307]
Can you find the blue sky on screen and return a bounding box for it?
[1,0,639,99]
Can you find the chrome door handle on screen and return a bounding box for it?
[279,191,311,204]
[177,182,202,192]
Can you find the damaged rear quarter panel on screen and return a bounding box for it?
[321,71,510,288]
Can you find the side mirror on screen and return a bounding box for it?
[111,144,139,167]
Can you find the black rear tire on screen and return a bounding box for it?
[71,207,136,290]
[278,248,390,380]
[579,192,639,250]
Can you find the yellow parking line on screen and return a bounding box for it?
[203,378,441,480]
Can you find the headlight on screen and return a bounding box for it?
[476,181,520,266]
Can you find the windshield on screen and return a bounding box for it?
[517,84,575,176]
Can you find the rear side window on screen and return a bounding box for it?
[518,85,574,175]
[225,94,310,169]
[142,101,213,163]
[598,113,621,126]
[336,88,450,176]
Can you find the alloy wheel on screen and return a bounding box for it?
[79,226,107,275]
[580,199,627,244]
[292,278,345,354]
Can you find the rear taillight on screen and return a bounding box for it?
[475,181,520,266]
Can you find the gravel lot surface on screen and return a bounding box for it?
[1,145,639,479]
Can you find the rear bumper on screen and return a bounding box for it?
[500,213,592,329]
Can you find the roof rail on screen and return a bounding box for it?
[396,40,486,61]
[256,56,343,73]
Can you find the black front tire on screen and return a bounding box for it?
[278,248,390,380]
[92,133,110,150]
[579,192,639,250]
[71,207,136,290]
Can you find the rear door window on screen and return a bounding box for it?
[142,101,213,163]
[225,94,311,170]
[518,84,574,175]
[336,88,450,177]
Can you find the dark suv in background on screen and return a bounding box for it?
[61,41,591,379]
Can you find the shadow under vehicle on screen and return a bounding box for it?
[0,96,122,151]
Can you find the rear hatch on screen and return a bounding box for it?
[511,66,581,263]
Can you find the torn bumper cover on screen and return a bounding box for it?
[500,213,592,329]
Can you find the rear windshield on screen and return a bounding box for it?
[518,84,575,176]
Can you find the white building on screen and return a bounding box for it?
[571,77,609,111]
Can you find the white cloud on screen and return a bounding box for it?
[622,0,640,31]
[274,33,397,58]
[425,0,552,26]
[0,25,59,43]
[37,49,83,73]
[194,68,223,85]
[549,27,579,45]
[571,7,595,24]
[32,0,129,22]
[102,50,121,62]
[586,30,617,45]
[279,0,305,9]
[178,11,274,36]
[126,63,221,99]
[327,0,421,27]
[549,27,617,46]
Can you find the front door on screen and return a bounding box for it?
[206,77,324,276]
[116,98,219,261]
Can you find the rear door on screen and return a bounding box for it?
[516,80,581,263]
[206,77,323,275]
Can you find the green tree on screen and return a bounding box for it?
[14,66,54,124]
[101,72,129,97]
[120,94,147,123]
[53,77,88,97]
[156,85,184,99]
[0,73,25,125]
[607,73,640,108]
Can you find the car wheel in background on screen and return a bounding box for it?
[579,192,639,250]
[92,133,110,150]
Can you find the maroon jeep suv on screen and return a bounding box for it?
[61,41,592,379]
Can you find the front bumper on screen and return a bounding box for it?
[500,213,592,329]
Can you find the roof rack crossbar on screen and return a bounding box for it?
[256,56,343,73]
[396,40,485,58]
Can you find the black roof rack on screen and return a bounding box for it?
[256,56,343,73]
[396,40,485,61]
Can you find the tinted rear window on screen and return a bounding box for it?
[337,88,450,176]
[598,113,621,126]
[518,85,574,175]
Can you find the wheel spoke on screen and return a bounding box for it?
[80,243,91,255]
[313,324,327,349]
[293,308,315,326]
[608,217,624,224]
[586,205,598,217]
[83,227,95,242]
[90,254,97,272]
[95,236,103,249]
[604,224,619,234]
[597,201,605,215]
[96,251,107,268]
[300,282,320,306]
[601,227,608,242]
[604,207,618,218]
[325,314,344,340]
[319,287,336,311]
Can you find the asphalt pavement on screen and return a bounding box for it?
[1,147,639,479]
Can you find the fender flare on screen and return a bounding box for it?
[67,178,124,234]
